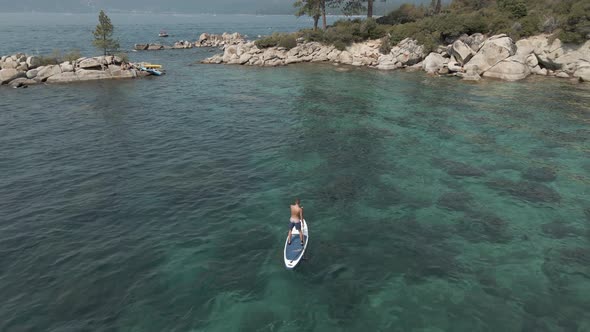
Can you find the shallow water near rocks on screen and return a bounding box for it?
[1,13,590,332]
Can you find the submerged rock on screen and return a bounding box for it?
[541,220,579,239]
[457,210,512,243]
[522,167,557,182]
[437,191,474,212]
[486,178,561,203]
[432,157,486,177]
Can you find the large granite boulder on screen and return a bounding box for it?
[338,51,354,65]
[198,33,209,43]
[464,33,486,52]
[26,68,39,79]
[457,65,481,81]
[376,54,399,70]
[422,52,445,74]
[1,57,18,69]
[390,38,424,66]
[0,68,25,84]
[46,72,79,83]
[174,40,193,49]
[147,44,164,50]
[222,45,239,63]
[60,61,74,73]
[238,53,252,64]
[464,34,516,74]
[107,66,137,78]
[527,35,564,70]
[16,63,29,72]
[327,49,342,62]
[16,54,27,63]
[78,57,103,69]
[451,40,474,65]
[26,56,41,69]
[9,77,38,86]
[197,32,245,47]
[526,54,538,68]
[482,57,531,81]
[555,71,570,78]
[75,69,112,81]
[574,65,590,82]
[36,65,62,81]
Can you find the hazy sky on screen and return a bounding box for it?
[0,0,436,14]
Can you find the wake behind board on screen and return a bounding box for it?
[284,219,308,269]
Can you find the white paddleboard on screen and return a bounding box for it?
[284,219,308,269]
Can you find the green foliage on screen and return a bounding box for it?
[497,0,528,19]
[374,0,589,50]
[292,0,588,52]
[38,49,83,65]
[376,4,426,25]
[255,33,298,50]
[279,34,298,49]
[93,10,119,56]
[299,18,388,49]
[116,52,130,63]
[379,35,392,54]
[558,1,590,44]
[62,49,82,63]
[38,50,60,66]
[294,0,322,29]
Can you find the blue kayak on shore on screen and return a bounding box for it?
[139,67,163,76]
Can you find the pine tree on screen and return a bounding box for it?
[93,10,120,56]
[294,0,322,30]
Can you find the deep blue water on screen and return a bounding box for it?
[1,13,590,332]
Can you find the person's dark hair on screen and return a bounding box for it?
[295,198,300,204]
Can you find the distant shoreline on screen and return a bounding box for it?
[0,12,367,17]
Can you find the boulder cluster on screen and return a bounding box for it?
[134,33,245,51]
[202,32,590,82]
[196,32,245,48]
[0,54,149,88]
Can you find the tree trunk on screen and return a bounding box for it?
[313,14,320,31]
[321,0,327,30]
[367,0,374,18]
[435,0,442,14]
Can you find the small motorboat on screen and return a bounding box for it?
[159,31,169,37]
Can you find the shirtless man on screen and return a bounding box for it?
[288,198,305,246]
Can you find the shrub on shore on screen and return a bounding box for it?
[116,52,130,63]
[255,33,298,50]
[376,0,589,52]
[300,18,388,50]
[62,49,82,63]
[38,49,84,65]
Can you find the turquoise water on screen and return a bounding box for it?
[2,13,590,332]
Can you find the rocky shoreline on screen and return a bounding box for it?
[201,33,590,83]
[0,54,157,88]
[134,32,245,51]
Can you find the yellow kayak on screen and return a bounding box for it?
[140,63,162,69]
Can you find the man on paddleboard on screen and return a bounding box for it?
[288,198,305,246]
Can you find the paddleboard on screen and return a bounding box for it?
[284,219,308,269]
